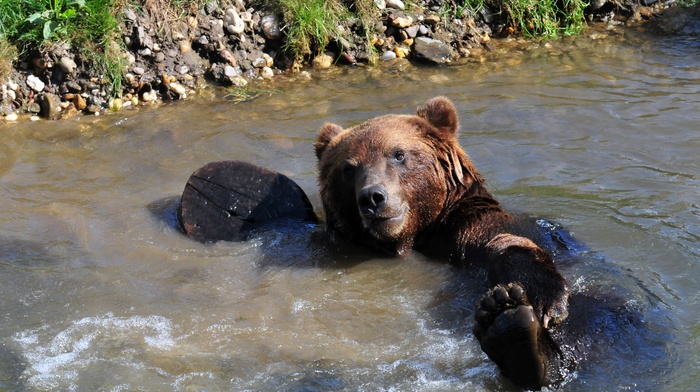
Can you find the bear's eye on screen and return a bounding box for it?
[393,150,406,163]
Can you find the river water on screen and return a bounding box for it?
[1,28,698,391]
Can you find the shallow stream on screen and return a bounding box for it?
[1,28,698,391]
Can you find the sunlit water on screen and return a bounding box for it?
[1,28,698,391]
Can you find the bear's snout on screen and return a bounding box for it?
[357,184,388,218]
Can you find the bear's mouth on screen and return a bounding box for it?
[361,208,406,239]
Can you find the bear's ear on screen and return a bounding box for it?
[315,123,344,160]
[416,96,459,137]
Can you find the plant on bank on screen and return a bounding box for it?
[0,0,125,95]
[443,0,587,38]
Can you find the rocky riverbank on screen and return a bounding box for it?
[0,0,690,122]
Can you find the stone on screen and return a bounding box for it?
[66,81,82,93]
[131,66,145,75]
[381,50,397,61]
[386,0,405,10]
[58,57,77,74]
[219,49,236,67]
[224,65,241,78]
[312,53,334,69]
[4,112,18,122]
[261,14,282,40]
[263,53,274,67]
[109,97,123,111]
[26,75,45,93]
[374,0,386,10]
[413,37,453,64]
[40,93,62,119]
[74,94,87,111]
[86,104,100,114]
[230,75,248,87]
[261,66,274,80]
[141,90,158,103]
[252,57,267,68]
[392,15,413,28]
[28,103,41,114]
[225,8,245,34]
[169,82,186,96]
[394,46,409,58]
[405,25,420,38]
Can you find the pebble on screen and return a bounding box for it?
[169,82,187,96]
[142,90,158,103]
[74,94,87,110]
[59,57,77,74]
[4,112,18,121]
[225,8,245,34]
[138,48,152,57]
[394,46,409,58]
[312,53,334,69]
[252,57,267,68]
[386,0,405,10]
[180,41,192,53]
[230,75,248,87]
[224,65,241,78]
[109,97,123,111]
[7,80,18,91]
[392,16,413,28]
[374,0,386,9]
[132,66,145,75]
[30,115,40,122]
[263,53,274,67]
[261,14,282,40]
[26,75,45,92]
[381,51,397,61]
[260,66,274,80]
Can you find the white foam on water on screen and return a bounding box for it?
[13,313,177,390]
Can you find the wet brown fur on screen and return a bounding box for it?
[315,96,570,388]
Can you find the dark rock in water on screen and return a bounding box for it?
[413,37,452,64]
[39,93,62,119]
[178,160,317,243]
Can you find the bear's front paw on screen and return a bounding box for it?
[473,283,548,388]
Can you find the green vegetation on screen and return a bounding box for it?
[0,0,125,92]
[273,0,349,62]
[443,0,587,38]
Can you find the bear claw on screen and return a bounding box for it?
[474,283,549,388]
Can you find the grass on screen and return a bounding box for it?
[0,0,125,94]
[274,0,349,62]
[443,0,587,38]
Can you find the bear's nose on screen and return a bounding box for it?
[357,185,388,215]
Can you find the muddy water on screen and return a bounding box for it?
[1,29,699,391]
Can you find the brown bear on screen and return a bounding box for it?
[314,96,571,388]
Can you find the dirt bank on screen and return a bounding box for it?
[0,0,689,122]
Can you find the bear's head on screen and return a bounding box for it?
[315,96,484,255]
